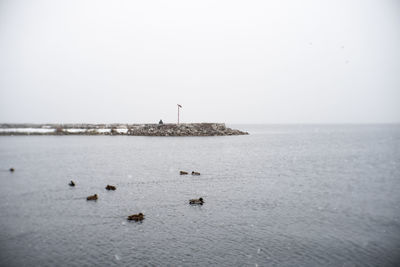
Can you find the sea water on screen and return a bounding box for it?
[0,124,399,266]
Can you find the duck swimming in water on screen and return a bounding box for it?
[180,171,188,175]
[127,213,144,221]
[105,185,116,190]
[87,194,98,201]
[191,171,200,176]
[9,168,14,172]
[189,197,204,205]
[69,180,75,187]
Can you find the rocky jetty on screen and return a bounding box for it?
[127,123,247,136]
[0,123,248,136]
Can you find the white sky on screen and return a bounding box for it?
[0,0,399,124]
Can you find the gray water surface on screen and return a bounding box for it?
[0,125,399,266]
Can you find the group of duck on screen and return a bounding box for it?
[66,169,204,222]
[180,170,200,176]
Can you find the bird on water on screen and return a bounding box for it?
[127,213,144,221]
[87,194,98,201]
[189,197,204,205]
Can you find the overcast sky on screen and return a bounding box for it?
[0,0,399,124]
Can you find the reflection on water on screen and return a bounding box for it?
[0,124,399,266]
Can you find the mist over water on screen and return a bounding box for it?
[0,124,399,266]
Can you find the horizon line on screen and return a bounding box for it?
[1,122,399,125]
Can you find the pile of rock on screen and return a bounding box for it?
[126,123,248,136]
[0,123,248,136]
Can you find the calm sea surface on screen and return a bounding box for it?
[0,124,399,266]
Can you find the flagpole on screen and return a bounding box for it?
[177,104,182,124]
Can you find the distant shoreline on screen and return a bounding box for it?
[0,123,248,136]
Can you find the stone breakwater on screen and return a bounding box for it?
[0,123,248,136]
[127,123,248,136]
